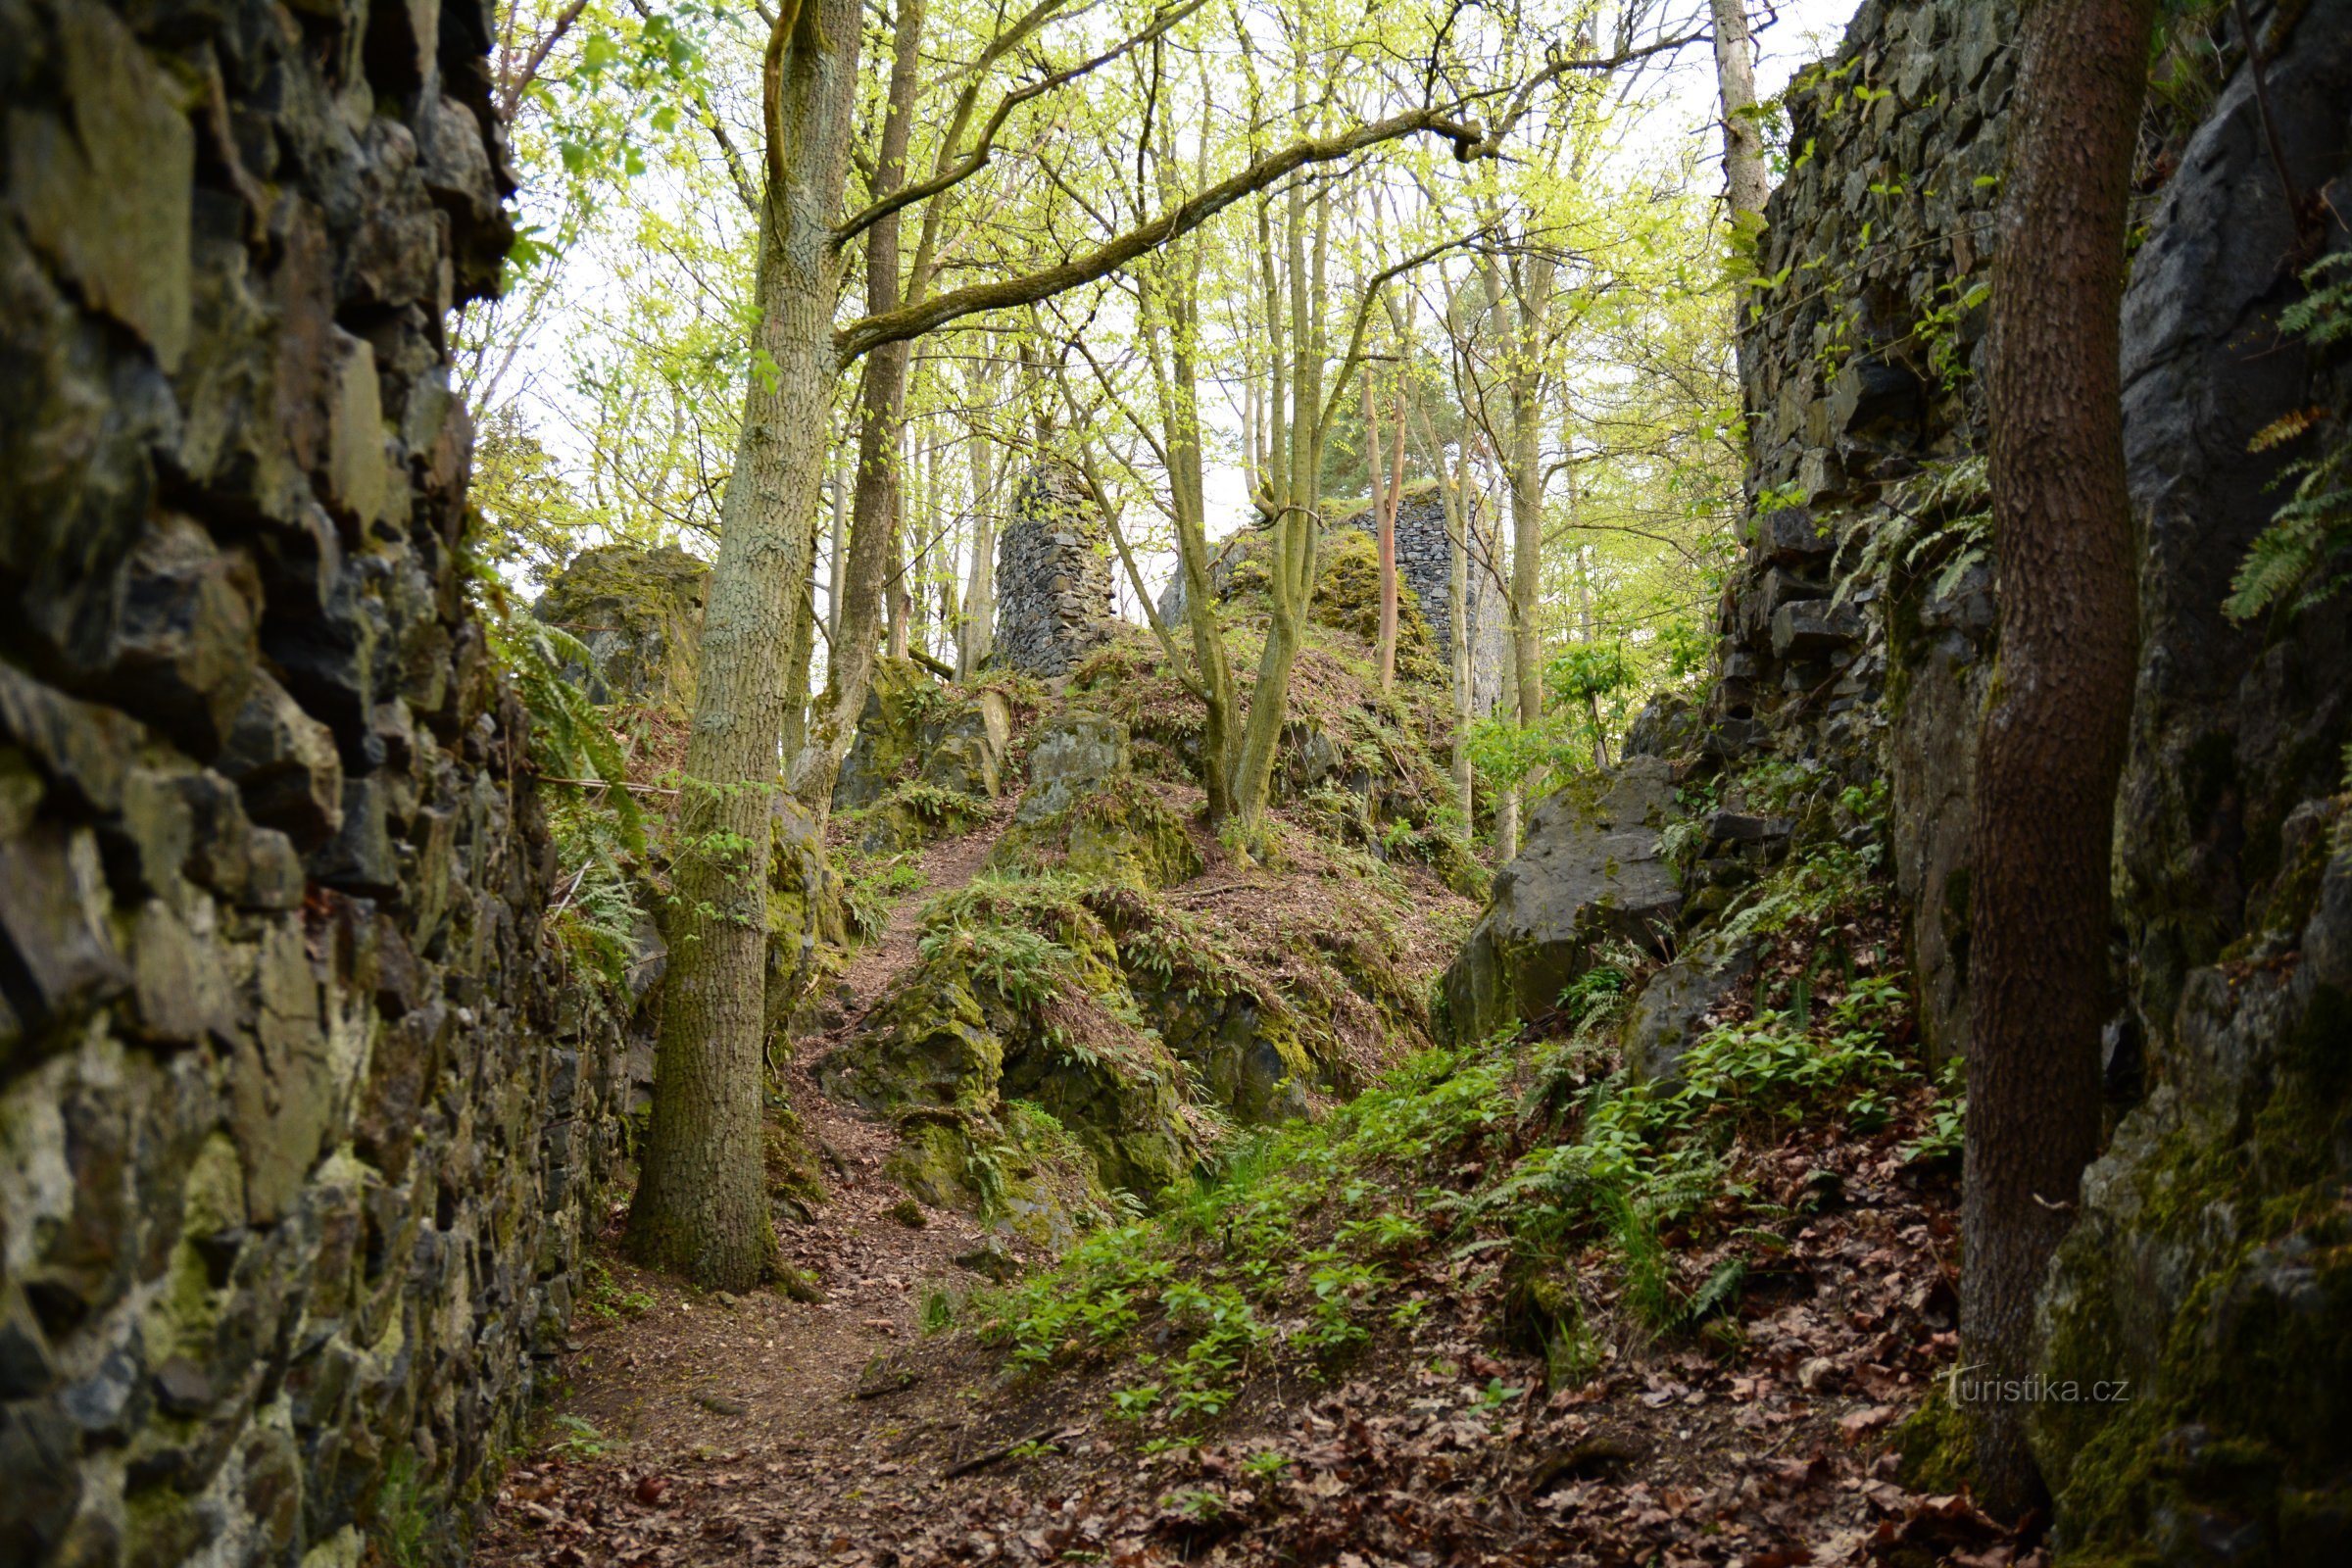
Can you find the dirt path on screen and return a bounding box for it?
[477,811,1042,1564]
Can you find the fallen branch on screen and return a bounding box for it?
[942,1426,1084,1480]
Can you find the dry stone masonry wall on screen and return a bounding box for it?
[993,464,1118,678]
[1348,493,1509,716]
[0,2,629,1564]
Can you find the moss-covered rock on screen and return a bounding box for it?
[533,545,710,710]
[987,772,1202,891]
[821,877,1206,1206]
[832,657,937,809]
[816,959,1002,1115]
[881,1105,1104,1250]
[2033,853,2352,1564]
[842,781,990,856]
[832,662,1012,812]
[764,793,849,1042]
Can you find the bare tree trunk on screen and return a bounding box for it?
[1363,368,1406,692]
[795,0,926,810]
[957,346,1000,679]
[1963,0,2152,1518]
[625,0,862,1291]
[1709,0,1769,222]
[1505,252,1554,746]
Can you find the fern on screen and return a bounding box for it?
[489,618,648,855]
[2227,254,2352,623]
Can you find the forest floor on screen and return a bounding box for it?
[471,808,2027,1568]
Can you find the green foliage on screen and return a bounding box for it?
[2227,255,2352,623]
[551,1414,612,1459]
[371,1447,434,1568]
[1838,454,1991,610]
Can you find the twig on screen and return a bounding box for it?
[539,776,681,797]
[2231,1,2304,233]
[941,1426,1083,1479]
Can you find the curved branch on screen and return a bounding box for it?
[836,0,1205,254]
[835,107,1490,368]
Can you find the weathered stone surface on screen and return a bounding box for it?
[992,464,1118,678]
[533,545,709,710]
[1621,932,1758,1084]
[1015,712,1129,823]
[0,4,631,1562]
[6,0,193,368]
[831,657,936,810]
[218,672,344,848]
[1441,757,1682,1044]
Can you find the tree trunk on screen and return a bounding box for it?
[1710,0,1769,222]
[625,0,862,1291]
[1364,368,1405,692]
[956,347,1000,680]
[1506,252,1554,744]
[793,0,926,812]
[1962,0,2152,1518]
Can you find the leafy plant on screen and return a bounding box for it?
[2227,255,2352,622]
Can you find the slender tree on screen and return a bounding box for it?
[624,0,864,1289]
[1964,0,2154,1515]
[1708,0,1767,223]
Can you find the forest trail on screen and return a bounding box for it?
[469,795,2024,1568]
[475,809,1043,1564]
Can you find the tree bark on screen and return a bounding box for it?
[794,0,927,811]
[956,346,1001,679]
[1963,0,2152,1518]
[624,0,862,1291]
[1709,0,1768,222]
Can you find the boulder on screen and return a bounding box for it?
[831,657,934,810]
[533,545,709,710]
[1620,932,1758,1083]
[1015,711,1129,823]
[1441,756,1683,1043]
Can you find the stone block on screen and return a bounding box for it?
[1756,506,1835,566]
[6,0,194,368]
[1770,599,1865,660]
[219,671,345,847]
[1441,758,1683,1044]
[107,516,262,754]
[1015,712,1130,823]
[0,823,129,1042]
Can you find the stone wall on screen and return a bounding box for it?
[0,2,628,1564]
[993,464,1118,678]
[1703,0,2015,1064]
[1156,490,1509,714]
[1348,492,1509,717]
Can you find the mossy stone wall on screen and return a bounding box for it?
[0,3,628,1563]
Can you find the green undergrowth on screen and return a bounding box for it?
[957,943,1941,1435]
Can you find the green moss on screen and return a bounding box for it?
[985,775,1202,890]
[1892,1386,1977,1494]
[2034,971,2352,1563]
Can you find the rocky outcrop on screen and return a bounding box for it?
[986,713,1203,890]
[533,545,709,710]
[993,464,1118,678]
[831,657,1011,815]
[1440,757,1683,1044]
[1159,493,1509,716]
[1663,0,2352,1553]
[0,3,635,1565]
